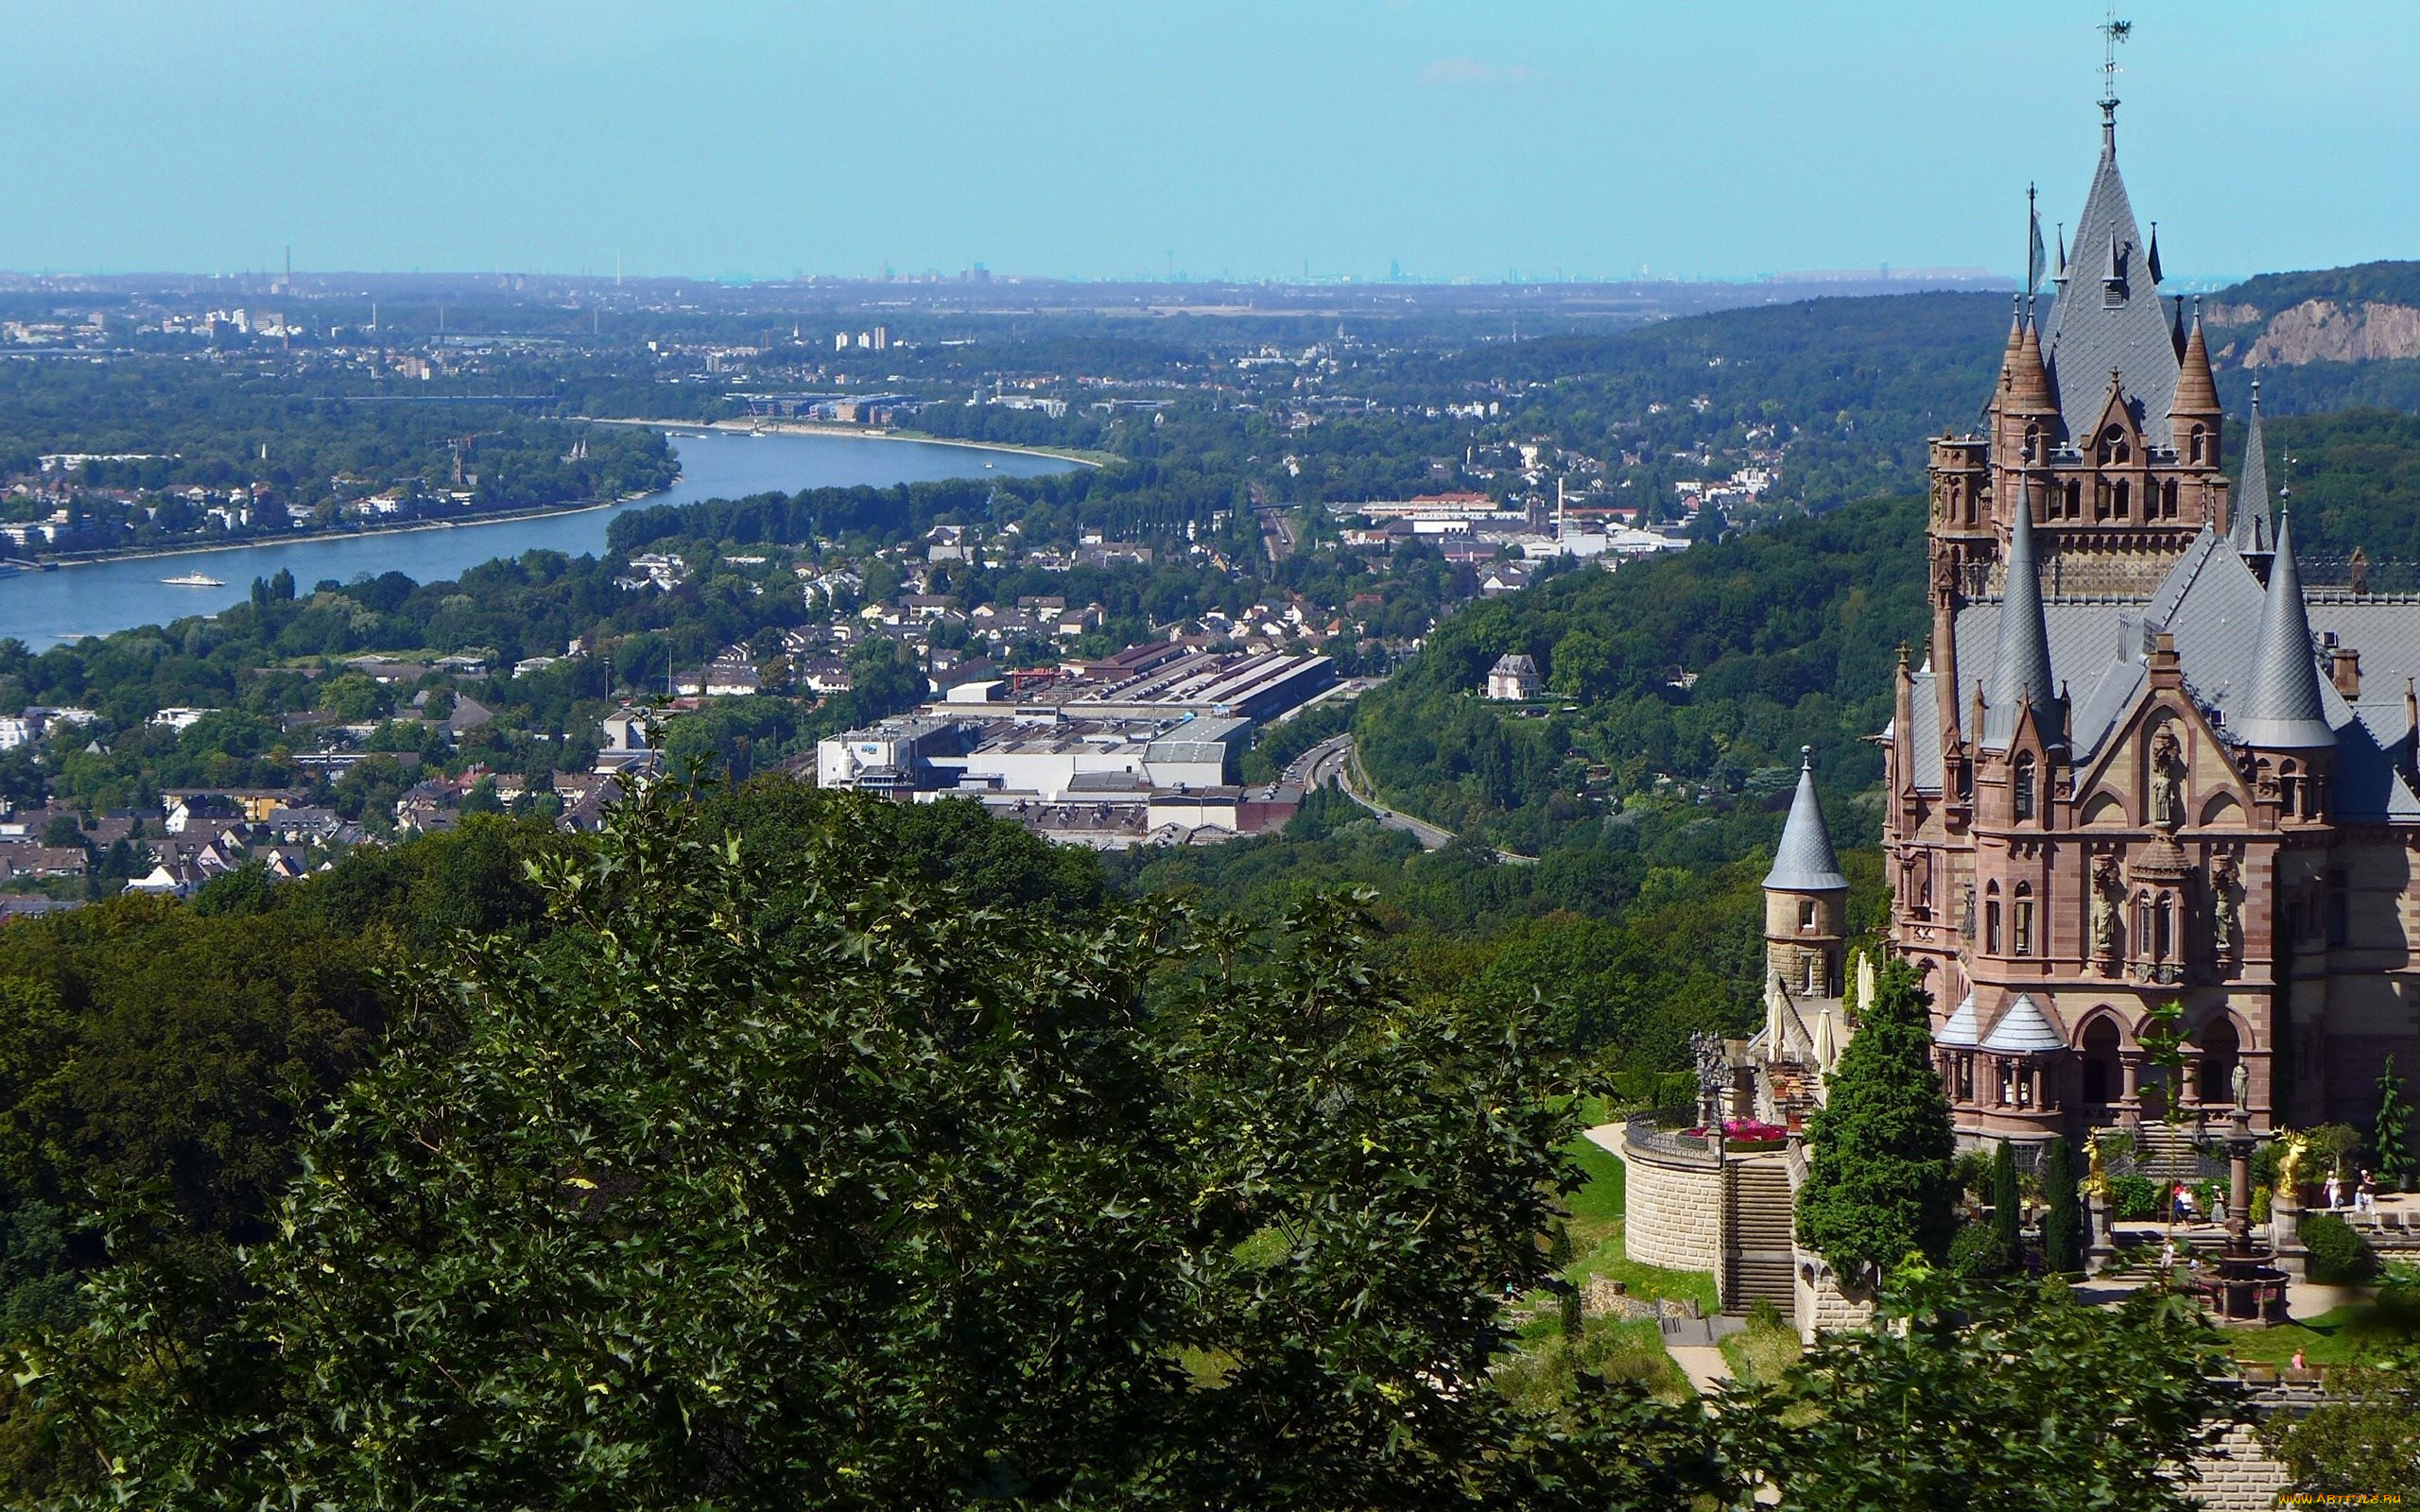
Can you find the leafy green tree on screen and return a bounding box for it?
[2373,1055,2412,1191]
[2040,1136,2083,1275]
[1726,1271,2238,1509]
[2137,997,2191,1126]
[13,778,1729,1509]
[1991,1140,2020,1261]
[1795,959,1957,1285]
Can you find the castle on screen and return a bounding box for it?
[1840,94,2420,1146]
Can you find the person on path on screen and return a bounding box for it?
[2325,1170,2343,1211]
[2359,1169,2378,1214]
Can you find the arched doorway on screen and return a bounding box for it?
[2199,1018,2242,1108]
[2082,1018,2122,1118]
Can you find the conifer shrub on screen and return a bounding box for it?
[2040,1136,2083,1275]
[1795,960,1957,1285]
[1990,1140,2020,1258]
[2302,1212,2377,1284]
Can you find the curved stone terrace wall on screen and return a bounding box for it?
[1620,1118,1725,1276]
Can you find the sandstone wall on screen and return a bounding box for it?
[1619,1136,1723,1275]
[2182,1420,2290,1510]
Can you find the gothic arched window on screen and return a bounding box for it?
[2023,421,2041,463]
[2014,754,2036,822]
[2189,424,2208,464]
[2013,883,2035,957]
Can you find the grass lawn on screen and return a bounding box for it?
[1719,1313,1804,1387]
[2218,1300,2420,1367]
[1559,1132,1720,1315]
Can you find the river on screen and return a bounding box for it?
[0,429,1080,646]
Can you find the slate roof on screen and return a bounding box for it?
[2234,514,2336,748]
[2042,115,2182,448]
[1980,993,2066,1055]
[2229,383,2276,556]
[1923,516,2420,821]
[1764,752,1848,892]
[1936,992,1983,1048]
[1981,496,2063,749]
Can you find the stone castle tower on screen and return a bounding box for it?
[1883,92,2420,1145]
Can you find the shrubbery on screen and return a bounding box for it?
[2302,1212,2377,1284]
[1949,1220,2014,1278]
[2107,1174,2162,1220]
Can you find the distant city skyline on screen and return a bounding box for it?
[6,1,2414,285]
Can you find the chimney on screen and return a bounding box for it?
[2326,632,2361,696]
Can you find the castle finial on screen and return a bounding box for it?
[2099,8,2131,151]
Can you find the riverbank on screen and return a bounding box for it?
[27,492,654,572]
[605,416,1116,470]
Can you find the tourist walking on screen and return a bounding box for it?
[2359,1169,2378,1214]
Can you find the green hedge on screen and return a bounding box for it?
[2302,1212,2377,1284]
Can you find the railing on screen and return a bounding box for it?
[1624,1116,1722,1169]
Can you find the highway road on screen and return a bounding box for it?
[1291,732,1467,854]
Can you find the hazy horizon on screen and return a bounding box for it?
[7,1,2414,285]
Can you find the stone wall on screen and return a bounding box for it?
[1619,1134,1723,1275]
[2182,1420,2290,1510]
[1791,1249,1876,1344]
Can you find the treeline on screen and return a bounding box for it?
[0,363,675,516]
[0,779,2236,1507]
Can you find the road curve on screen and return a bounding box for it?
[1293,732,1530,861]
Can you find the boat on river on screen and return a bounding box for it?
[161,572,224,587]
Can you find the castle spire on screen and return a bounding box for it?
[2170,300,2221,420]
[1985,491,2063,749]
[2231,379,2275,557]
[1764,747,1847,892]
[2235,511,2335,748]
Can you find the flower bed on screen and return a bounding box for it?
[1682,1118,1789,1149]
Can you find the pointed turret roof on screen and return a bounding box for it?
[1983,498,2063,749]
[2008,307,2054,412]
[1764,748,1847,892]
[2044,109,2181,446]
[2170,304,2221,418]
[2233,512,2335,748]
[2230,382,2275,556]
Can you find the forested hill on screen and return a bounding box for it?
[1366,292,2014,517]
[1353,491,1930,858]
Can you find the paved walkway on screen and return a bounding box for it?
[1667,1343,1734,1396]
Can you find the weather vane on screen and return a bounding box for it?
[2100,7,2132,109]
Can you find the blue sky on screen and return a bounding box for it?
[6,1,2413,284]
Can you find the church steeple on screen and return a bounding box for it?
[2235,511,2335,749]
[1983,492,2064,750]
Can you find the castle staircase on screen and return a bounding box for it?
[2115,1122,2231,1185]
[1722,1156,1797,1315]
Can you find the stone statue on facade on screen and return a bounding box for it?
[1690,1030,1727,1130]
[2150,729,2186,831]
[2089,856,2122,962]
[2210,853,2240,956]
[2232,1059,2251,1115]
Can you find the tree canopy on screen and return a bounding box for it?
[1794,958,1957,1283]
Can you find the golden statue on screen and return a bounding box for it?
[2085,1136,2110,1200]
[2275,1130,2308,1201]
